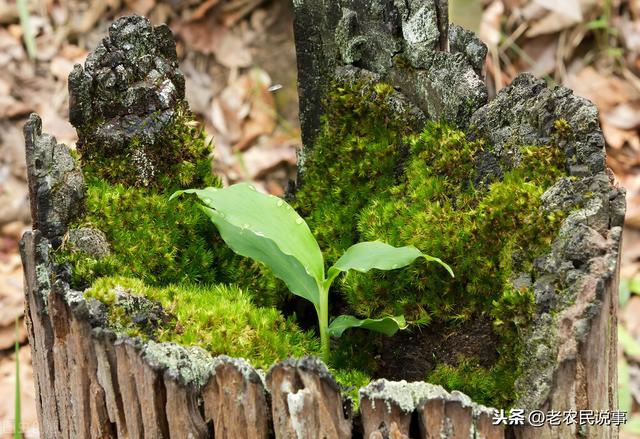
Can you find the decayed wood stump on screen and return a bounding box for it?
[20,5,623,439]
[292,1,624,438]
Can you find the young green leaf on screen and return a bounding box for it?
[173,184,453,361]
[172,184,324,306]
[199,206,321,306]
[327,241,453,284]
[327,315,407,337]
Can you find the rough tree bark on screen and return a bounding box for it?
[20,2,624,438]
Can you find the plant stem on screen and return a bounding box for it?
[15,318,21,439]
[318,286,330,362]
[17,0,36,60]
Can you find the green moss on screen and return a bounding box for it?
[295,78,417,263]
[393,54,412,70]
[58,178,222,288]
[79,103,216,190]
[553,118,571,139]
[292,78,569,407]
[57,98,299,372]
[58,177,285,307]
[426,357,516,408]
[332,368,372,411]
[336,129,564,322]
[67,97,288,301]
[86,276,319,368]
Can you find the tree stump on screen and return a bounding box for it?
[20,5,624,439]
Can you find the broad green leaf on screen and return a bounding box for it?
[198,206,321,307]
[619,324,640,357]
[327,241,453,282]
[172,184,324,306]
[327,314,407,337]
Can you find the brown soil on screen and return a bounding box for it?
[373,316,500,382]
[285,287,500,382]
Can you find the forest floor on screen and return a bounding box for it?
[0,0,639,437]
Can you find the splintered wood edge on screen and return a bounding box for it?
[266,358,352,439]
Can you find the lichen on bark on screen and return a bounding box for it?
[293,0,486,157]
[68,16,208,190]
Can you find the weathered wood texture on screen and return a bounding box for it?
[202,356,270,438]
[513,247,622,439]
[267,358,353,438]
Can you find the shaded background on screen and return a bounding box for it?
[0,0,639,437]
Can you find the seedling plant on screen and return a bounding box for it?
[172,183,453,361]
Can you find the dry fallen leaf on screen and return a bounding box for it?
[479,0,504,48]
[39,105,78,147]
[0,221,26,241]
[534,0,582,22]
[518,35,558,77]
[50,56,76,80]
[242,136,297,180]
[618,14,640,56]
[234,69,276,150]
[219,0,266,28]
[241,143,296,179]
[526,11,580,37]
[211,85,247,144]
[626,190,640,229]
[215,27,253,68]
[0,28,25,66]
[211,69,276,150]
[0,173,30,226]
[0,122,26,178]
[0,76,10,95]
[565,66,639,114]
[177,14,253,69]
[177,16,227,55]
[604,103,640,130]
[0,95,31,119]
[624,296,640,338]
[602,121,640,150]
[190,0,222,21]
[124,0,156,16]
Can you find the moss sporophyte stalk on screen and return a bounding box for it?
[60,78,569,408]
